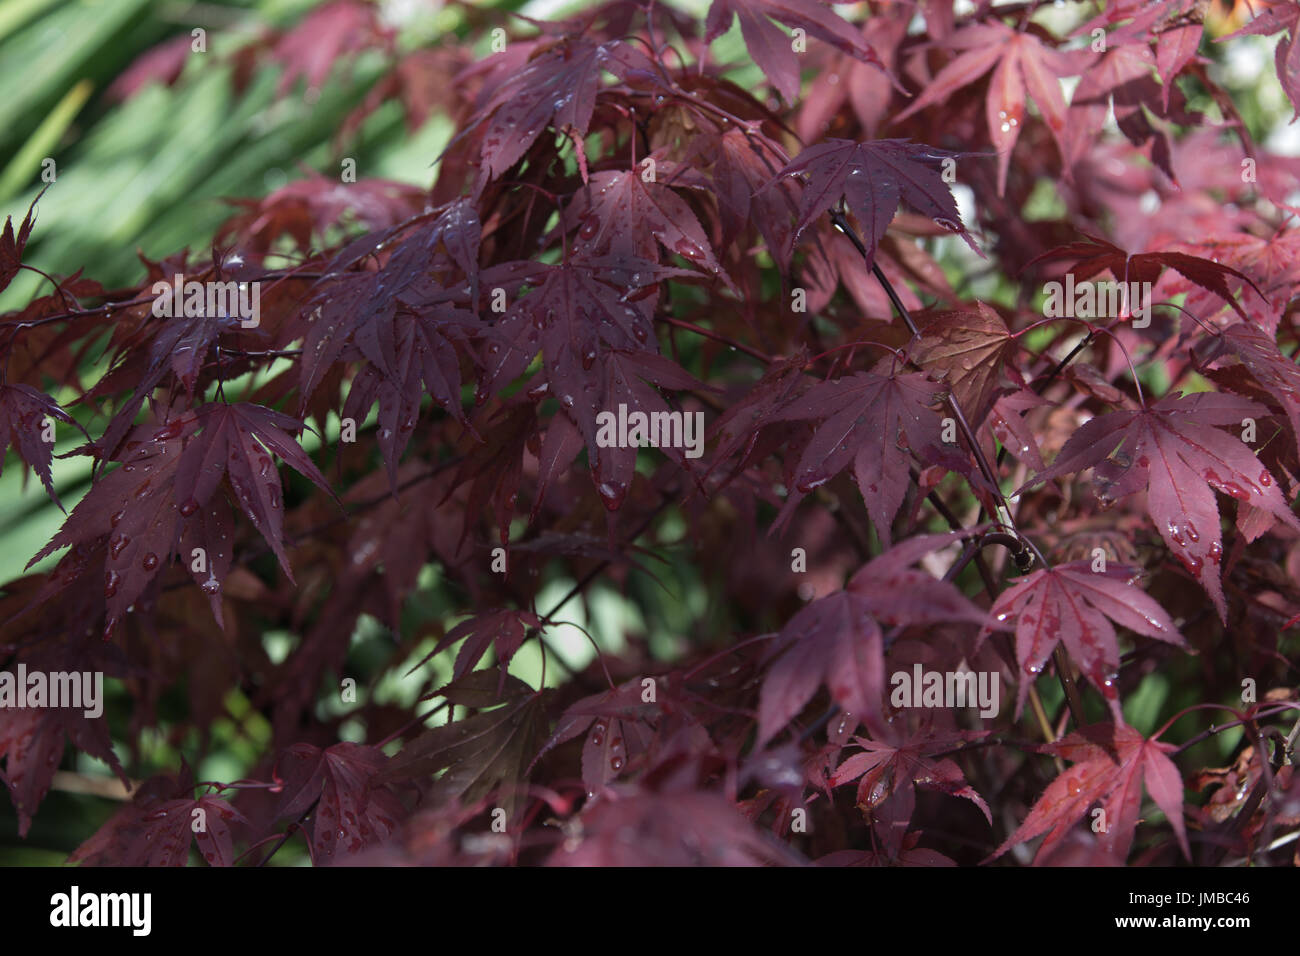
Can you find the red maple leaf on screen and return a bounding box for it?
[29,416,197,635]
[1024,233,1260,322]
[477,261,707,510]
[893,22,1090,194]
[845,530,990,628]
[980,561,1183,719]
[411,609,542,698]
[910,303,1020,429]
[766,365,964,543]
[175,402,336,581]
[757,589,885,746]
[703,0,888,104]
[0,190,42,296]
[830,725,991,856]
[0,384,76,508]
[769,138,977,266]
[988,722,1191,864]
[270,0,386,96]
[565,168,732,286]
[1196,321,1300,458]
[470,36,661,190]
[273,742,406,864]
[1016,391,1300,618]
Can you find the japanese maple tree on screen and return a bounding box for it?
[1,0,1298,868]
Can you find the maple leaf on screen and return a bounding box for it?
[0,384,76,508]
[377,676,548,823]
[711,127,801,265]
[830,726,991,855]
[270,0,384,96]
[703,0,888,104]
[770,138,977,267]
[478,261,707,509]
[410,609,542,698]
[66,766,240,866]
[1196,322,1300,458]
[548,790,805,865]
[0,701,129,839]
[910,303,1020,428]
[845,530,990,628]
[0,189,42,296]
[565,169,732,286]
[273,742,406,865]
[1016,392,1300,618]
[530,677,664,797]
[988,389,1048,471]
[216,173,426,255]
[448,402,533,546]
[28,416,198,636]
[766,366,961,544]
[989,723,1191,864]
[757,590,885,746]
[175,402,336,581]
[892,22,1088,195]
[89,277,251,463]
[79,796,247,867]
[471,37,661,190]
[1064,44,1193,180]
[107,33,194,101]
[300,201,481,411]
[981,561,1183,719]
[1024,233,1259,321]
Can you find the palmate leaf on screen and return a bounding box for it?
[910,303,1019,429]
[70,795,247,867]
[377,675,548,825]
[175,402,337,581]
[1024,233,1260,321]
[549,790,804,865]
[830,726,991,856]
[703,0,888,104]
[28,416,196,635]
[757,590,885,746]
[470,36,663,191]
[980,562,1184,720]
[272,742,405,865]
[892,22,1089,194]
[0,189,43,295]
[565,169,733,287]
[0,384,76,508]
[1197,322,1300,458]
[1016,392,1300,619]
[768,138,978,267]
[846,530,989,627]
[988,722,1190,864]
[477,261,708,510]
[765,365,963,544]
[410,609,542,699]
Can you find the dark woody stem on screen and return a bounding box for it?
[830,207,1087,730]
